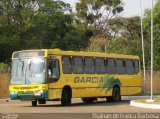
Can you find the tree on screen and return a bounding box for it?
[0,0,92,62]
[142,0,160,70]
[88,33,109,52]
[0,1,60,52]
[76,0,123,33]
[87,16,142,55]
[108,16,141,39]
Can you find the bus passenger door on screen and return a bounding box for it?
[47,59,60,99]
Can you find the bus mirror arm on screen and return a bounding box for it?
[5,58,11,65]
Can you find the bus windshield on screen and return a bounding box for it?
[10,58,46,84]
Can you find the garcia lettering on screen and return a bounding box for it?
[74,77,104,83]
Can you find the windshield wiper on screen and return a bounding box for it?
[29,61,33,71]
[18,57,24,71]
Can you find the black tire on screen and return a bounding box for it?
[112,87,121,102]
[61,89,71,106]
[107,87,121,102]
[38,99,46,104]
[81,98,95,103]
[106,96,112,102]
[32,100,37,107]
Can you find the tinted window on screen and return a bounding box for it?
[95,58,106,74]
[126,60,134,74]
[84,57,95,74]
[62,56,72,74]
[134,60,139,74]
[106,58,116,74]
[116,59,125,74]
[72,57,84,74]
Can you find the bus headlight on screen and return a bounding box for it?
[34,90,43,96]
[10,91,16,94]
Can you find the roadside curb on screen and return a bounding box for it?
[130,100,160,109]
[122,96,160,100]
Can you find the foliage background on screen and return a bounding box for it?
[0,0,160,71]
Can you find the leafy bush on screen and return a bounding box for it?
[0,63,10,73]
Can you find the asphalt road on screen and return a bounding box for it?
[0,98,160,119]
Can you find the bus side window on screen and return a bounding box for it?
[62,56,72,74]
[126,59,134,74]
[116,59,126,74]
[106,58,116,74]
[95,58,106,74]
[84,57,95,74]
[48,59,60,82]
[134,60,139,74]
[72,57,84,74]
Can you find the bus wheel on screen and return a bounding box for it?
[38,99,46,104]
[32,100,37,107]
[112,87,121,102]
[107,87,121,102]
[106,96,112,102]
[61,89,71,106]
[81,98,95,103]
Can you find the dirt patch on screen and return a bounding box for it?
[0,73,10,98]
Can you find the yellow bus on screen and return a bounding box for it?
[9,49,142,106]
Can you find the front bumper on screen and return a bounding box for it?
[10,92,48,100]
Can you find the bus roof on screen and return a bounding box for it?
[12,48,140,60]
[48,49,140,60]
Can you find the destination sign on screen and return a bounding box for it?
[13,51,45,58]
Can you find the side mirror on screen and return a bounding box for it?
[5,58,11,64]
